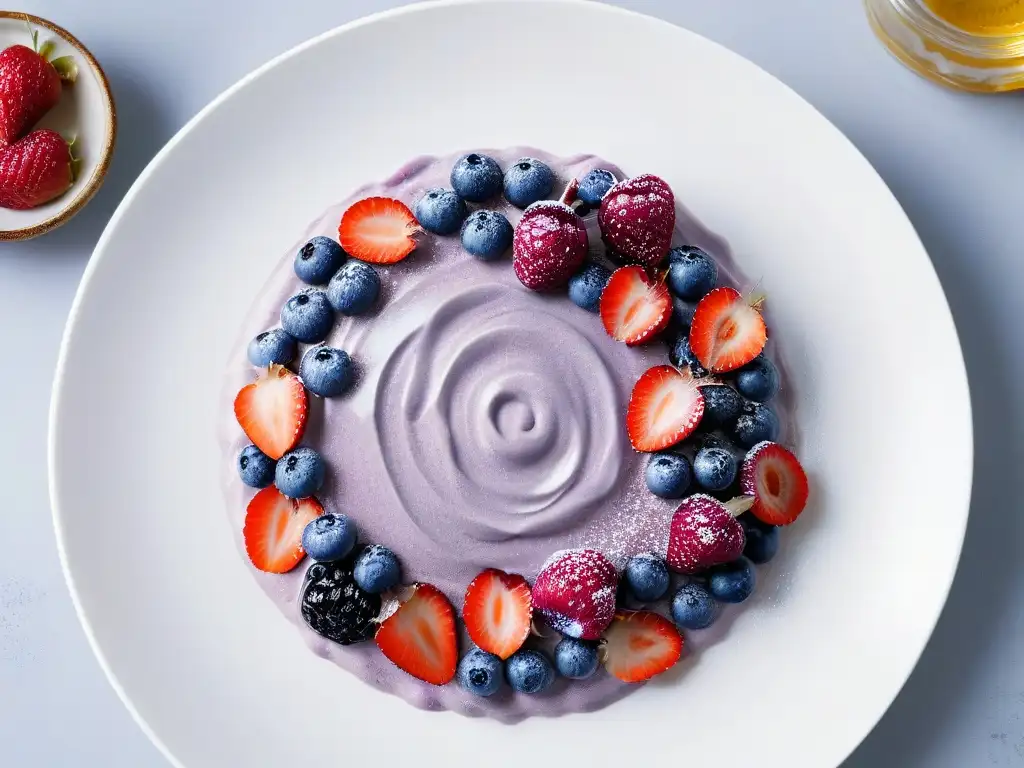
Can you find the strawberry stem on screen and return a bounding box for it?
[559,178,580,207]
[745,279,767,311]
[28,23,38,53]
[724,496,755,517]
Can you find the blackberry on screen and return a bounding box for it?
[300,559,381,645]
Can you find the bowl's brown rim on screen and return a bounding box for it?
[0,11,117,242]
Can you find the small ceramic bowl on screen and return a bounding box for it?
[0,12,116,241]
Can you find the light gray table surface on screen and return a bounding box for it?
[4,1,1022,765]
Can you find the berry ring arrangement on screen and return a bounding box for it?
[221,148,810,721]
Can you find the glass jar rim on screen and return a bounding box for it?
[884,0,1024,58]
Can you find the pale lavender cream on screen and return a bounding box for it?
[219,149,795,722]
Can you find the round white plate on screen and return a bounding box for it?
[49,2,971,767]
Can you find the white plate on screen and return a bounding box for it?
[0,12,115,240]
[49,1,971,767]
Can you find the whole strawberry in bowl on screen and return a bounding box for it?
[0,26,77,147]
[0,129,78,210]
[0,15,115,240]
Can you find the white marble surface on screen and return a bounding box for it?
[3,0,1022,765]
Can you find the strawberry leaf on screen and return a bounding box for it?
[50,55,78,83]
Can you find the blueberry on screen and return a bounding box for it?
[697,432,740,456]
[300,346,354,397]
[671,583,718,630]
[670,333,708,378]
[733,402,780,448]
[281,289,334,344]
[301,513,357,562]
[669,296,699,332]
[327,260,380,315]
[567,262,612,312]
[624,553,670,602]
[709,558,756,603]
[294,236,346,285]
[414,188,467,235]
[735,356,780,403]
[553,637,600,680]
[645,453,691,498]
[460,210,513,260]
[693,446,738,492]
[275,446,326,499]
[666,246,718,300]
[574,202,595,218]
[577,168,615,205]
[698,384,744,429]
[505,649,555,694]
[458,648,504,696]
[353,544,401,594]
[237,444,275,488]
[450,153,503,202]
[741,515,781,564]
[503,157,555,208]
[247,328,297,367]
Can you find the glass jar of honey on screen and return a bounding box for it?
[865,0,1024,91]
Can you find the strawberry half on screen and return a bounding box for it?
[688,287,767,373]
[375,583,458,685]
[463,569,532,660]
[234,365,307,460]
[599,266,672,345]
[602,611,683,683]
[338,197,419,264]
[740,441,809,525]
[243,486,323,573]
[626,365,705,452]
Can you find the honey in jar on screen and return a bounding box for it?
[865,0,1024,91]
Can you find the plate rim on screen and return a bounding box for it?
[47,1,974,766]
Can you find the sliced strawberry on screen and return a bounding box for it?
[688,287,767,373]
[375,583,458,685]
[243,486,323,573]
[234,364,307,460]
[338,197,419,264]
[602,611,683,683]
[463,569,533,659]
[740,441,809,525]
[626,365,705,452]
[600,266,672,345]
